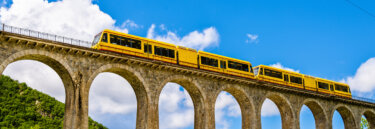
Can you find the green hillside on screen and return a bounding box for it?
[0,75,107,129]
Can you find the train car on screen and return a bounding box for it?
[198,51,254,79]
[254,65,352,98]
[307,77,352,98]
[253,65,304,89]
[177,46,198,68]
[92,29,177,64]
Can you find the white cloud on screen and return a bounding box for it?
[3,60,65,102]
[269,62,300,73]
[159,83,194,129]
[87,72,137,128]
[344,57,375,92]
[159,24,166,30]
[245,33,259,43]
[261,98,280,117]
[147,24,219,50]
[89,73,137,115]
[215,92,241,129]
[0,0,129,41]
[120,19,141,29]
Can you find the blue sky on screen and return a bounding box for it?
[1,0,375,128]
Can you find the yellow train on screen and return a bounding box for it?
[91,29,352,98]
[254,65,352,98]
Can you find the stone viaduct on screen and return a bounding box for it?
[0,25,374,129]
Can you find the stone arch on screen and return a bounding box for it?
[300,99,328,129]
[0,49,75,128]
[86,63,149,129]
[214,84,255,129]
[331,104,357,129]
[260,93,295,129]
[158,75,205,129]
[361,109,375,129]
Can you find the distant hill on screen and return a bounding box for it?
[0,75,107,129]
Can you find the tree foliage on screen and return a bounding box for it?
[0,75,107,129]
[361,117,368,129]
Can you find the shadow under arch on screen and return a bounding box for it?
[260,93,295,129]
[361,109,375,129]
[331,104,357,129]
[86,63,149,129]
[158,75,205,129]
[0,49,75,128]
[300,99,328,129]
[214,84,255,129]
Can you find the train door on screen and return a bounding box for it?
[143,42,153,59]
[220,60,227,73]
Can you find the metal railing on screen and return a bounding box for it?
[1,23,375,104]
[0,24,92,48]
[352,96,375,104]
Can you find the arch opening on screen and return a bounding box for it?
[332,106,356,129]
[0,53,75,102]
[3,60,66,102]
[0,52,75,128]
[215,91,242,129]
[88,72,137,128]
[158,82,194,129]
[300,100,327,129]
[261,98,281,129]
[261,94,295,129]
[332,111,345,129]
[86,64,149,129]
[362,110,375,129]
[299,105,316,129]
[158,76,206,129]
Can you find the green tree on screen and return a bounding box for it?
[0,75,107,129]
[361,117,368,129]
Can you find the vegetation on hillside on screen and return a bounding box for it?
[361,117,369,129]
[0,75,107,129]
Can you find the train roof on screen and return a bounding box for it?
[198,51,252,65]
[102,29,177,47]
[255,65,302,75]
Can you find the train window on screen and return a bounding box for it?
[284,74,289,82]
[101,33,108,42]
[127,38,141,49]
[92,32,102,46]
[290,76,302,84]
[220,61,227,69]
[250,65,254,73]
[318,82,329,90]
[144,44,152,54]
[228,61,249,72]
[120,37,127,46]
[110,34,120,45]
[169,49,175,58]
[260,68,263,75]
[109,34,141,50]
[264,68,282,79]
[254,67,259,76]
[201,56,218,67]
[335,84,348,92]
[154,46,175,58]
